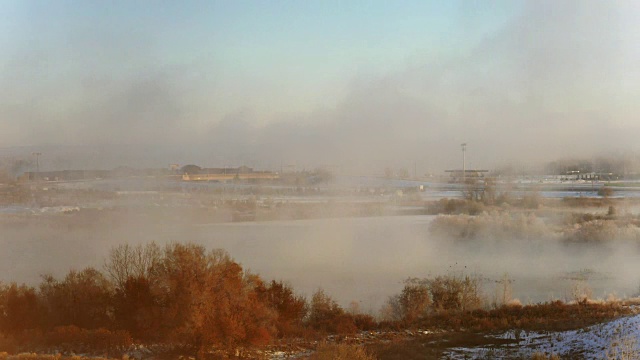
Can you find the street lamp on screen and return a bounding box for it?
[461,143,467,184]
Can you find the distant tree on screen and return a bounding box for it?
[598,186,614,198]
[180,164,202,175]
[10,159,33,178]
[397,168,409,179]
[481,178,497,205]
[462,178,482,202]
[309,168,334,185]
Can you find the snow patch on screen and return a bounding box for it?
[446,314,640,359]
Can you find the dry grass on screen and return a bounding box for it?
[0,354,120,360]
[530,352,560,360]
[367,332,517,360]
[409,301,631,333]
[370,301,631,360]
[306,343,376,360]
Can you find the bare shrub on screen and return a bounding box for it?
[563,219,640,243]
[378,297,401,322]
[396,278,431,323]
[104,243,161,290]
[570,280,593,303]
[384,274,484,324]
[599,186,614,198]
[428,274,483,312]
[520,190,541,209]
[307,289,356,334]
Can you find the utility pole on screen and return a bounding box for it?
[461,143,466,185]
[32,152,42,182]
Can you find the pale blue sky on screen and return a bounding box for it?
[1,1,521,119]
[1,1,639,171]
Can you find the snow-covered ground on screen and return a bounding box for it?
[446,313,640,359]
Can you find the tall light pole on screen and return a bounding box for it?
[32,152,42,182]
[461,143,467,184]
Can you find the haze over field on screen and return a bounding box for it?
[1,1,639,172]
[2,213,639,311]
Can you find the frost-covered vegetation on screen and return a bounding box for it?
[429,204,640,244]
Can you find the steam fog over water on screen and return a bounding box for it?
[2,214,639,311]
[4,2,640,357]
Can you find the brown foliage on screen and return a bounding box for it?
[307,289,357,335]
[39,268,113,330]
[112,276,161,341]
[0,283,42,335]
[255,280,308,338]
[42,325,132,354]
[152,244,276,352]
[351,313,377,331]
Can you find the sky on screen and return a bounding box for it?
[1,0,639,173]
